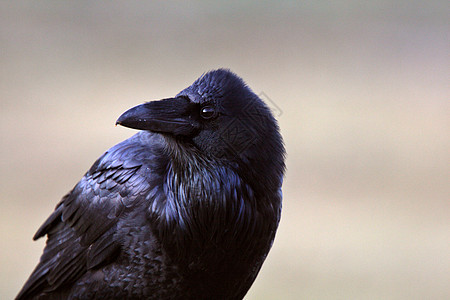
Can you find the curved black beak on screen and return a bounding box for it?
[116,97,198,136]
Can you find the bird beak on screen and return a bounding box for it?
[116,97,198,136]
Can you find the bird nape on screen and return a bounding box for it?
[17,69,285,300]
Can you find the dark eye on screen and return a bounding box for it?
[200,106,216,119]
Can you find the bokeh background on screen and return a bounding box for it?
[1,1,448,299]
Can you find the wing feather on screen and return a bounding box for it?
[16,140,155,299]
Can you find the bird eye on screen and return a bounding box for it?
[200,106,216,119]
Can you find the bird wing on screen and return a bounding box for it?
[16,139,155,299]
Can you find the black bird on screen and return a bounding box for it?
[17,69,285,300]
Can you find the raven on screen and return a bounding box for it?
[17,69,285,300]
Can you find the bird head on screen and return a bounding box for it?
[117,69,285,191]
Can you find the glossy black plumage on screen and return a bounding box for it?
[17,69,285,300]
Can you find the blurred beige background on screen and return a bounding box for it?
[1,1,448,299]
